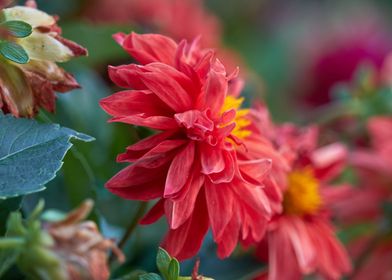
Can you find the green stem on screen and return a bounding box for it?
[0,237,24,248]
[110,202,148,263]
[238,267,267,280]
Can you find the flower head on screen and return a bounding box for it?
[0,0,87,117]
[100,32,273,259]
[247,106,351,280]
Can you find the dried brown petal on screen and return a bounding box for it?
[45,200,124,280]
[0,60,34,117]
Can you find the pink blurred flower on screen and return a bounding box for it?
[290,5,392,107]
[333,117,392,279]
[100,32,274,260]
[85,0,221,48]
[335,117,392,223]
[247,106,351,280]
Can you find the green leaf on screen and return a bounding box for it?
[167,259,180,280]
[139,273,162,280]
[0,114,94,198]
[156,247,171,279]
[0,41,29,64]
[1,20,32,38]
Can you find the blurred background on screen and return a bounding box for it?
[12,0,392,279]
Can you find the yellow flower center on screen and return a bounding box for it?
[221,95,251,139]
[283,168,322,216]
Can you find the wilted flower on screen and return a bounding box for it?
[247,106,352,280]
[0,0,87,117]
[100,32,273,259]
[0,200,124,280]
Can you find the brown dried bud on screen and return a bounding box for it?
[46,199,125,280]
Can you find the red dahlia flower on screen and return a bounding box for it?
[247,107,352,280]
[100,32,273,259]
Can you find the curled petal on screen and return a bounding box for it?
[117,32,177,65]
[165,141,196,197]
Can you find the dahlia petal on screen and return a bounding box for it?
[263,177,283,214]
[145,63,199,99]
[238,159,272,186]
[108,179,164,201]
[307,219,352,279]
[162,193,209,260]
[140,71,193,111]
[140,199,164,225]
[174,110,214,131]
[368,116,392,151]
[216,211,241,258]
[351,150,392,174]
[110,115,178,130]
[165,172,204,229]
[311,143,347,182]
[108,65,146,89]
[164,141,195,197]
[119,139,184,163]
[106,164,167,200]
[200,145,225,174]
[220,109,236,125]
[100,89,173,117]
[202,59,227,114]
[285,217,316,273]
[268,225,303,280]
[205,181,234,241]
[207,150,235,184]
[119,131,177,161]
[127,140,186,168]
[121,32,177,65]
[193,50,215,79]
[232,182,271,216]
[112,32,127,45]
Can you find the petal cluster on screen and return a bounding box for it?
[100,32,273,259]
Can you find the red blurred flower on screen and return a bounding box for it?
[335,117,392,223]
[100,32,273,259]
[84,0,250,75]
[85,0,221,48]
[333,117,392,279]
[0,1,87,117]
[247,106,351,280]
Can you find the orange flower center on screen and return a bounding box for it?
[220,95,251,140]
[283,168,322,216]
